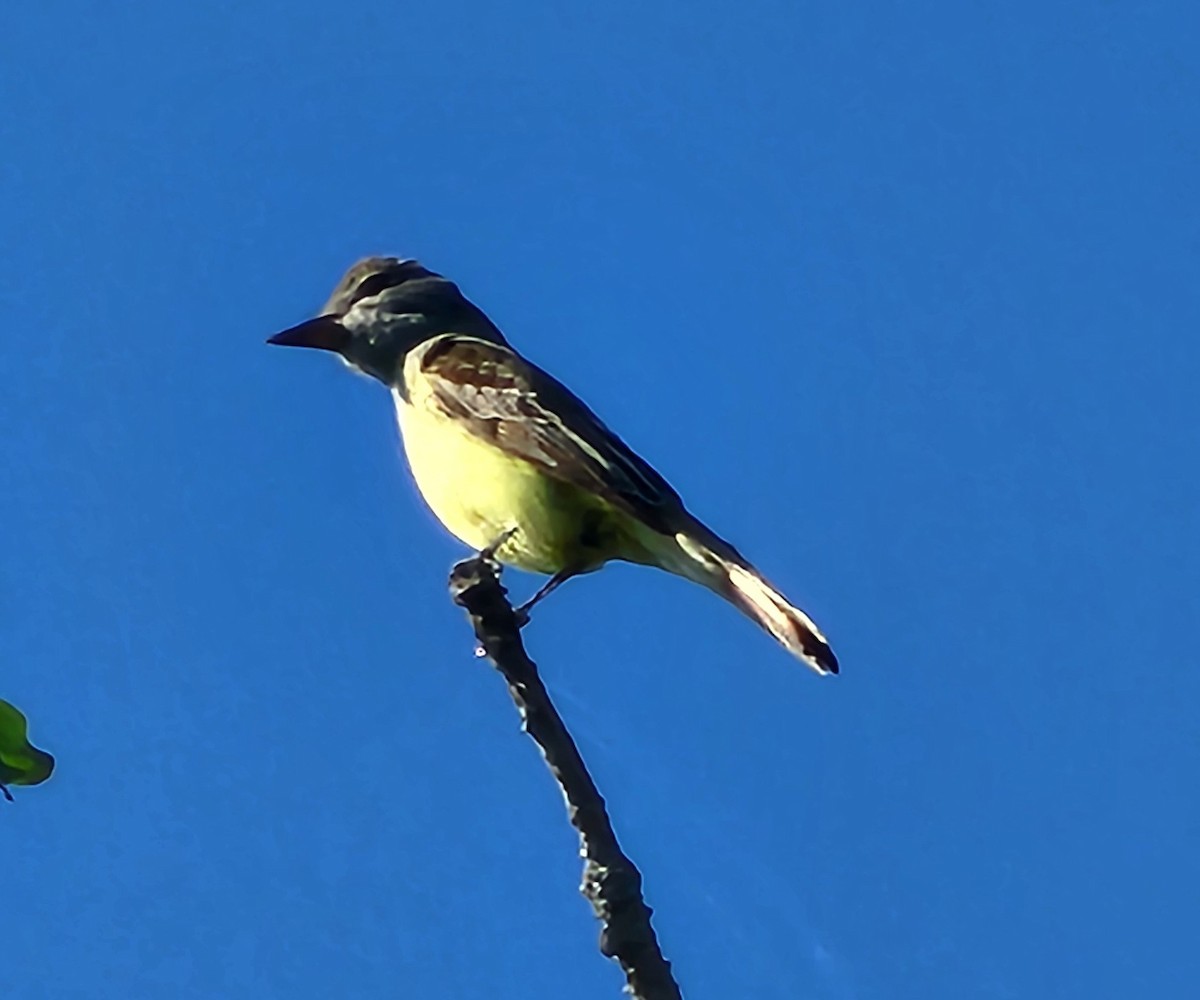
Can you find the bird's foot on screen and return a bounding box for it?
[478,527,519,567]
[512,567,579,628]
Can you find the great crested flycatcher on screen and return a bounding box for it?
[269,257,838,674]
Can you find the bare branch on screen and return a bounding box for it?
[449,555,683,1000]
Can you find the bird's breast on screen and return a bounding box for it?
[392,388,607,575]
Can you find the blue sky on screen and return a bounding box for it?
[2,2,1197,997]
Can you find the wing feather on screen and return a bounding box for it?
[415,335,683,534]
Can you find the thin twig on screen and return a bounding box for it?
[449,555,683,1000]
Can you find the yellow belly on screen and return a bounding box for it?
[393,389,613,574]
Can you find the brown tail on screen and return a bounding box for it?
[667,524,839,675]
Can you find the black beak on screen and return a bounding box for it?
[267,316,351,353]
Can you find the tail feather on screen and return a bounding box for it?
[671,528,839,675]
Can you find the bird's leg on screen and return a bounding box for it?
[514,567,580,627]
[478,527,519,567]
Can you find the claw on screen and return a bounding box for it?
[514,566,581,624]
[478,526,519,564]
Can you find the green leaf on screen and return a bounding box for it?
[0,699,55,801]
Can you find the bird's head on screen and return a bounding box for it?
[268,256,505,384]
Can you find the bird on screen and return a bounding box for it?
[269,257,838,675]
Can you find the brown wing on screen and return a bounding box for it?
[415,334,685,535]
